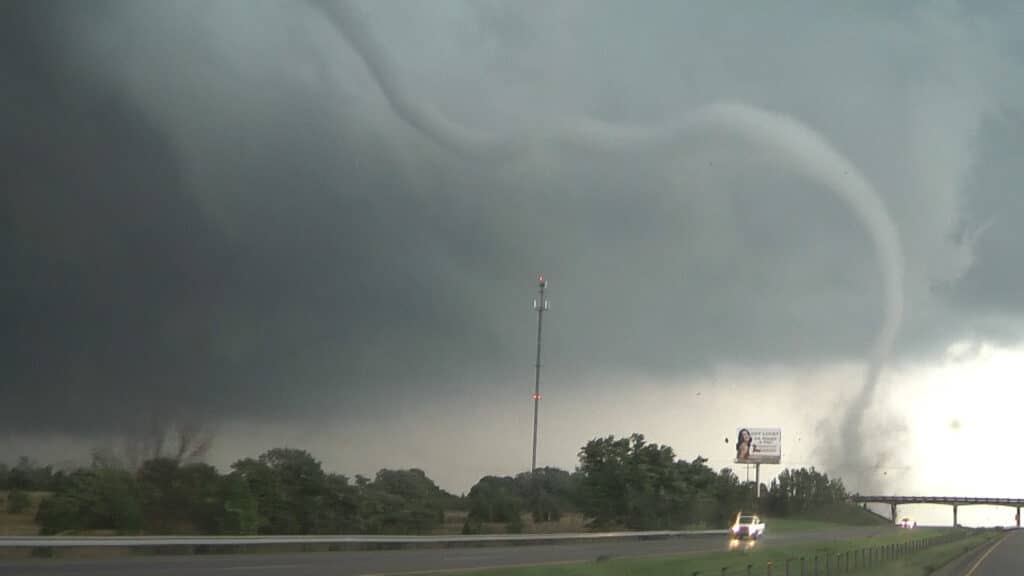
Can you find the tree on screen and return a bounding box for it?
[36,468,142,534]
[91,468,143,533]
[467,476,523,524]
[577,434,691,529]
[218,472,259,535]
[373,469,442,503]
[8,457,54,491]
[259,448,326,533]
[576,436,631,526]
[175,463,222,533]
[513,467,576,523]
[6,489,31,514]
[762,467,849,518]
[317,474,360,534]
[35,491,80,535]
[24,438,876,538]
[232,457,282,533]
[355,469,447,534]
[576,434,732,529]
[135,459,222,534]
[232,448,329,534]
[137,458,182,533]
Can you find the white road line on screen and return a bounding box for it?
[964,533,1010,576]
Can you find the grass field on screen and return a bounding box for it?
[751,503,891,534]
[765,517,868,533]
[772,503,894,527]
[450,528,988,576]
[852,530,1000,576]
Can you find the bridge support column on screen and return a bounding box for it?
[1016,507,1020,528]
[891,503,897,522]
[953,505,958,527]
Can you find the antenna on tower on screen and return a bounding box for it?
[531,274,549,473]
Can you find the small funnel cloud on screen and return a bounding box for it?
[313,0,905,487]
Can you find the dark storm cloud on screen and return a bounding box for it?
[2,1,226,432]
[953,108,1024,317]
[2,0,1023,444]
[1,0,530,434]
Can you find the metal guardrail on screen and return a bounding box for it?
[0,529,727,548]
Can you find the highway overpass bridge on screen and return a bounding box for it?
[851,495,1024,527]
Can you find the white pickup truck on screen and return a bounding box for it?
[730,513,766,540]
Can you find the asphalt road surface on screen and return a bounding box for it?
[949,529,1021,576]
[0,526,890,576]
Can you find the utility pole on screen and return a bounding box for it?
[531,274,549,473]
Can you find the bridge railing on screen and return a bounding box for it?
[851,495,1024,506]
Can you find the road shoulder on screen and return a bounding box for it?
[931,530,1011,576]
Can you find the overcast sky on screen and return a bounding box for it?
[3,1,1024,515]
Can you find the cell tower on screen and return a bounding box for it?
[531,274,549,473]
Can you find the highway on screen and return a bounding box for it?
[0,526,889,576]
[951,529,1021,576]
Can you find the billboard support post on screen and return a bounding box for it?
[755,463,761,499]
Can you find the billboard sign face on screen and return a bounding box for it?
[734,427,781,464]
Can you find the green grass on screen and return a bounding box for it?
[779,503,893,527]
[853,530,1001,576]
[755,504,890,534]
[763,517,855,533]
[452,528,982,576]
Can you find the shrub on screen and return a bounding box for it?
[6,489,31,514]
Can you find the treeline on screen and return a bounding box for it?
[3,434,859,535]
[0,458,56,493]
[23,449,458,535]
[763,467,851,517]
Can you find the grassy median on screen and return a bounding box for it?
[450,528,985,576]
[852,530,1001,576]
[765,517,872,534]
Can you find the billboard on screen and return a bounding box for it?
[734,427,781,464]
